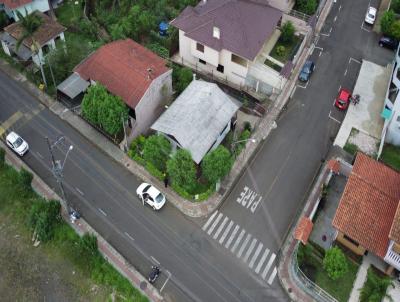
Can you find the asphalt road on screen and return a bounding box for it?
[0,1,395,301]
[203,0,395,296]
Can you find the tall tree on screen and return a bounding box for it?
[15,10,47,87]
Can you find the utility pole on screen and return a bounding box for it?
[45,136,73,213]
[121,115,128,152]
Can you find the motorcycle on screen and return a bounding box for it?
[148,265,161,283]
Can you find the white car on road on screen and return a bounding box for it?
[365,6,377,25]
[6,131,29,156]
[136,183,166,210]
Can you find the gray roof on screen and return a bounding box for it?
[170,0,282,61]
[151,80,239,164]
[0,32,32,61]
[57,73,89,99]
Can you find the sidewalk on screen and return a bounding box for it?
[348,256,370,302]
[0,139,163,302]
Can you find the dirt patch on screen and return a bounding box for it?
[0,213,110,302]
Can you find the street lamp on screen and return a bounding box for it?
[45,136,73,213]
[231,138,257,158]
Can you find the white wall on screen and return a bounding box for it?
[13,0,49,20]
[128,70,173,141]
[268,0,294,12]
[385,49,400,145]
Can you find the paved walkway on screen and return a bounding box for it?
[384,280,400,302]
[348,256,371,302]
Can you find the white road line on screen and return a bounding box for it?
[314,46,323,51]
[320,32,330,37]
[231,229,245,253]
[290,86,297,98]
[319,51,322,57]
[207,213,223,235]
[267,267,278,285]
[225,225,239,249]
[249,243,264,269]
[349,57,361,64]
[98,208,107,216]
[213,217,228,240]
[243,238,258,263]
[297,83,307,89]
[219,220,234,244]
[237,233,252,258]
[150,256,160,265]
[334,16,337,22]
[329,111,341,124]
[255,248,270,274]
[36,151,44,159]
[338,85,342,92]
[75,187,84,196]
[339,4,342,11]
[344,68,348,76]
[124,232,135,241]
[333,98,336,106]
[202,211,218,231]
[262,253,276,280]
[329,27,332,33]
[160,270,171,293]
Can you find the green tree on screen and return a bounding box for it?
[323,247,348,280]
[173,66,193,94]
[0,147,5,169]
[391,20,400,40]
[201,146,233,184]
[143,135,171,172]
[360,268,393,302]
[280,21,295,44]
[296,0,318,15]
[392,0,400,14]
[28,200,61,242]
[167,149,196,192]
[381,10,395,36]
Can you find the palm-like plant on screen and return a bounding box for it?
[15,10,47,87]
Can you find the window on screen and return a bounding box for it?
[231,54,247,67]
[199,58,206,65]
[217,64,224,73]
[343,234,359,247]
[196,42,204,53]
[397,115,400,122]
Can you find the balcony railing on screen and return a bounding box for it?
[384,241,400,270]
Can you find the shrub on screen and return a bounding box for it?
[171,182,193,199]
[296,0,318,15]
[0,147,5,168]
[381,10,395,36]
[360,267,393,302]
[243,121,252,132]
[280,21,295,44]
[167,149,197,192]
[77,234,99,258]
[143,135,171,172]
[196,186,215,201]
[323,247,348,280]
[392,0,400,14]
[201,146,233,184]
[276,45,286,57]
[132,154,146,166]
[129,135,146,156]
[173,66,193,94]
[146,43,169,59]
[145,162,165,181]
[19,168,33,191]
[28,200,61,242]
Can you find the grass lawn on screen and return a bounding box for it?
[269,35,302,63]
[0,158,148,301]
[343,142,358,156]
[380,144,400,171]
[55,0,84,27]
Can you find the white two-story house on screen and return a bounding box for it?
[170,0,286,97]
[0,0,51,21]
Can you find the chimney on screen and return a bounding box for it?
[213,26,220,39]
[147,67,153,80]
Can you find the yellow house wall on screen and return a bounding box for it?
[336,232,366,255]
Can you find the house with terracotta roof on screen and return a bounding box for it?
[0,11,65,66]
[170,0,306,97]
[332,152,400,274]
[0,0,50,21]
[57,39,173,142]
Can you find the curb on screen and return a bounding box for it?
[0,140,163,302]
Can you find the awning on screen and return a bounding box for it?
[381,107,392,120]
[57,73,89,99]
[295,217,313,245]
[0,32,32,61]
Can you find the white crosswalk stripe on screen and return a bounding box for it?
[202,211,218,231]
[237,233,252,258]
[225,224,239,249]
[243,238,257,263]
[267,267,277,285]
[231,229,245,253]
[219,220,234,244]
[249,242,263,269]
[255,248,269,274]
[201,212,278,286]
[261,253,276,280]
[213,217,229,240]
[207,213,223,235]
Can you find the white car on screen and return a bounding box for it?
[365,6,377,25]
[136,183,166,210]
[6,131,29,156]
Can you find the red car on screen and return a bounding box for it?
[335,88,351,110]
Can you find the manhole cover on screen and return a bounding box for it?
[140,281,147,290]
[288,288,292,293]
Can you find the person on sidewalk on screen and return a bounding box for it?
[163,173,169,188]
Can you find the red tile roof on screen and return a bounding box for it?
[295,217,313,245]
[328,159,340,174]
[74,39,170,109]
[0,0,32,9]
[332,153,400,258]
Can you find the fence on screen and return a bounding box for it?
[292,244,339,302]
